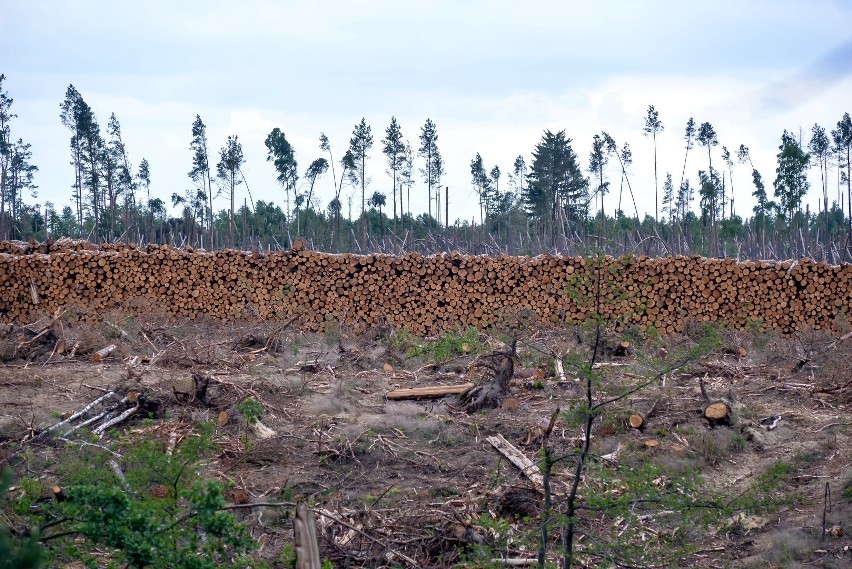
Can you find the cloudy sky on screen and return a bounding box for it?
[3,0,852,225]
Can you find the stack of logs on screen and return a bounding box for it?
[1,238,850,336]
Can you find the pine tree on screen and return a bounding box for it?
[832,113,852,231]
[661,172,674,221]
[588,134,608,241]
[643,104,664,222]
[721,146,734,219]
[189,115,214,243]
[216,135,244,248]
[773,130,810,222]
[511,155,526,196]
[809,124,831,237]
[470,153,490,223]
[5,139,38,238]
[264,128,298,219]
[490,165,502,216]
[418,119,442,220]
[0,74,16,240]
[348,118,373,241]
[382,117,405,229]
[525,130,588,244]
[303,157,328,233]
[679,117,696,200]
[103,113,133,241]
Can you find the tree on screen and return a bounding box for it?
[809,124,831,238]
[418,118,442,220]
[302,157,328,233]
[721,146,734,219]
[319,132,338,200]
[490,165,502,219]
[470,153,491,223]
[698,168,723,254]
[679,117,696,197]
[661,172,674,221]
[60,85,101,240]
[368,190,386,236]
[189,115,214,243]
[3,139,38,238]
[643,104,664,222]
[617,142,632,216]
[137,158,153,243]
[696,122,718,173]
[264,128,298,219]
[524,130,588,244]
[751,168,772,258]
[511,155,527,195]
[171,188,206,245]
[348,118,373,241]
[330,148,357,236]
[382,117,405,229]
[603,133,638,220]
[588,134,608,225]
[773,129,810,222]
[675,180,694,222]
[103,113,133,241]
[400,142,414,222]
[216,135,244,248]
[0,75,17,240]
[832,113,852,232]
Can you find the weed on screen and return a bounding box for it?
[728,432,748,453]
[411,326,483,361]
[843,476,852,503]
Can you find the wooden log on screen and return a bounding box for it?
[294,502,321,569]
[385,383,475,400]
[486,433,545,492]
[91,344,117,362]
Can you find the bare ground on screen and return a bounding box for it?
[2,311,852,568]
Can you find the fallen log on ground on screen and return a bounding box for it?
[385,383,475,400]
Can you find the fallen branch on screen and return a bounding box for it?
[43,391,118,436]
[487,433,544,492]
[93,404,140,436]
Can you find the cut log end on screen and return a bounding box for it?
[628,414,645,430]
[612,340,630,357]
[704,401,732,428]
[91,343,117,362]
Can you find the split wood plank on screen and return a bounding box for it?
[385,382,474,400]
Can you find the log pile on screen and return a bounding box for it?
[1,240,851,336]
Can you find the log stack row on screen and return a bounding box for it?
[1,240,850,336]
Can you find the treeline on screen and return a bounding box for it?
[1,75,852,260]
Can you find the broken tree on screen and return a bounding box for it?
[457,337,517,413]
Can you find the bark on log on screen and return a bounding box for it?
[91,344,117,362]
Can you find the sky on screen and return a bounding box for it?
[2,0,852,226]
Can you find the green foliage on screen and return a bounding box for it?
[0,468,45,569]
[237,397,263,426]
[843,475,852,503]
[15,425,259,568]
[411,326,483,361]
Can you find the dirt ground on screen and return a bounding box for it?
[2,311,852,568]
